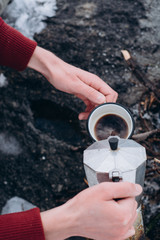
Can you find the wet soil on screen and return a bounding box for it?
[0,0,160,239]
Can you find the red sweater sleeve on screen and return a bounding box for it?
[0,17,37,71]
[0,207,45,240]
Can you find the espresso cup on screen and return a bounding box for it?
[87,103,134,141]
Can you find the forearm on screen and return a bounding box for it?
[27,46,67,90]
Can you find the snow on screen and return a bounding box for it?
[0,133,22,155]
[0,73,8,87]
[139,0,160,45]
[3,0,57,39]
[1,197,36,214]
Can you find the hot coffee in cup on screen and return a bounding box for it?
[94,113,128,140]
[87,103,134,141]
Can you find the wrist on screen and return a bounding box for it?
[40,199,79,240]
[27,46,57,80]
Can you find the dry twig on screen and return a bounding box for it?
[121,50,160,103]
[84,178,89,186]
[132,129,160,141]
[154,158,160,163]
[153,158,160,174]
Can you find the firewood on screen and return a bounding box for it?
[154,158,160,164]
[121,50,160,103]
[153,158,160,174]
[84,178,89,186]
[132,129,159,141]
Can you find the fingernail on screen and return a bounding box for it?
[78,113,87,120]
[128,228,135,237]
[78,114,83,120]
[97,95,106,104]
[135,184,143,194]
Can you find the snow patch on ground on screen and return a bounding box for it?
[143,180,160,221]
[3,0,57,39]
[139,0,160,45]
[0,133,22,155]
[1,197,36,214]
[0,73,8,87]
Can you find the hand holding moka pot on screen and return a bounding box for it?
[83,103,146,240]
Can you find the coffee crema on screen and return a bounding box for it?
[94,114,128,140]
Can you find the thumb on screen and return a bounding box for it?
[98,182,142,200]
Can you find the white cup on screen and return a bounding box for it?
[87,103,134,141]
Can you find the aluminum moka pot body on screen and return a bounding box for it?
[83,136,147,205]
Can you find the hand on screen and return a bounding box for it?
[40,182,142,240]
[27,46,118,120]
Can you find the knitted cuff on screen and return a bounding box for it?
[0,17,37,71]
[0,207,45,240]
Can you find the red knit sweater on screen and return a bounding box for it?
[0,208,45,240]
[0,18,45,239]
[0,17,37,71]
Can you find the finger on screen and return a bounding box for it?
[77,69,115,96]
[78,103,96,120]
[122,226,135,239]
[78,112,90,120]
[98,182,142,200]
[117,197,137,227]
[75,70,118,103]
[123,208,138,231]
[75,94,90,106]
[122,212,138,239]
[127,203,138,228]
[114,92,118,102]
[105,91,118,103]
[130,210,138,227]
[78,104,97,120]
[117,196,137,211]
[75,94,97,120]
[74,81,106,105]
[65,63,118,103]
[105,93,116,103]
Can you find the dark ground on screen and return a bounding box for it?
[0,0,160,239]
